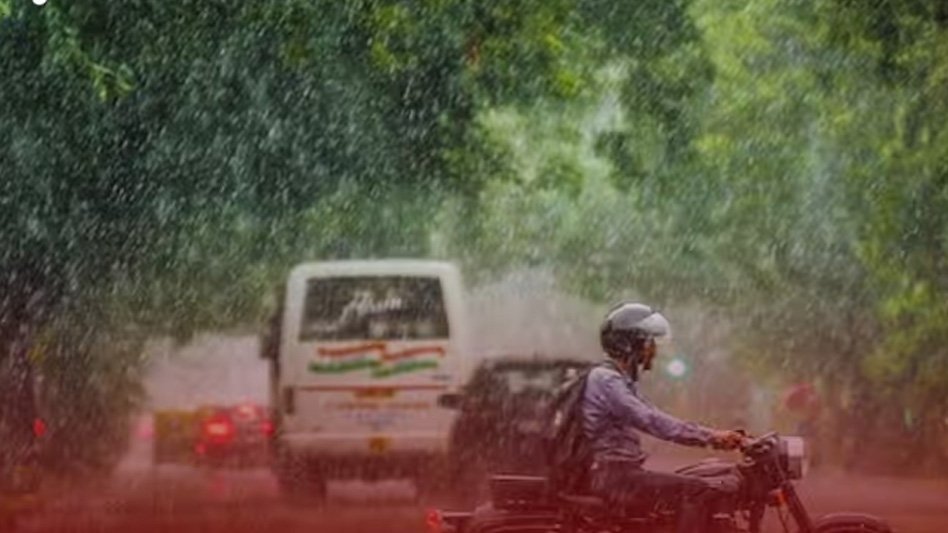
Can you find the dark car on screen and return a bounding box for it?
[444,356,592,499]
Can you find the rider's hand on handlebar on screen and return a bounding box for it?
[709,430,744,450]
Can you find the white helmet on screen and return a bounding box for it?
[600,303,670,369]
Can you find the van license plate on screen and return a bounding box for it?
[368,436,390,453]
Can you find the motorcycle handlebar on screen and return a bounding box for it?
[738,430,778,453]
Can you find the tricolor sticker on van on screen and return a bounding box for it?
[308,342,445,378]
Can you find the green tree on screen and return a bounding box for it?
[0,0,588,471]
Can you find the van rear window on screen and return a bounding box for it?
[299,276,450,341]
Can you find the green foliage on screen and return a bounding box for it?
[0,0,586,473]
[438,0,948,466]
[3,0,948,472]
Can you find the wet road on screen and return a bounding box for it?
[19,466,426,533]
[798,472,948,533]
[18,460,948,533]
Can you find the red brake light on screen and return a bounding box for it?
[206,422,231,437]
[235,404,258,419]
[33,418,47,438]
[202,415,235,442]
[261,419,274,436]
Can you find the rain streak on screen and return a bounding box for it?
[1,1,947,532]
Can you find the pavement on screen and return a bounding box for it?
[13,443,948,533]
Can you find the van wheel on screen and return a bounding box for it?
[414,455,453,504]
[414,471,441,504]
[275,452,327,503]
[277,467,327,503]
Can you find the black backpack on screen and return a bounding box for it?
[544,363,603,494]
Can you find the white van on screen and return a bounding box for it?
[262,260,469,497]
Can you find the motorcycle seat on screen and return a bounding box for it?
[489,475,551,509]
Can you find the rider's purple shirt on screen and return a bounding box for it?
[582,361,714,466]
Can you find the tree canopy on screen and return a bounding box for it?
[2,0,947,471]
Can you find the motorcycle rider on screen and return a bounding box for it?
[584,302,744,533]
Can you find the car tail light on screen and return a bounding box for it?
[235,404,260,420]
[202,415,235,443]
[261,419,275,436]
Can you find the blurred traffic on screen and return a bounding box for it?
[153,404,271,469]
[3,261,948,533]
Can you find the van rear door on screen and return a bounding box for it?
[281,269,462,453]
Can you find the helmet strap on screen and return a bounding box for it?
[628,360,640,381]
[614,351,641,381]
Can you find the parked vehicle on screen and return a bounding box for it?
[153,409,200,465]
[428,433,892,533]
[261,260,470,499]
[443,356,591,499]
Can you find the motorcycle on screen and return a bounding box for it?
[427,432,892,533]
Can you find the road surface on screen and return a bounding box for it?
[17,456,948,532]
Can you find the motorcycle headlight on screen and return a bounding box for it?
[780,436,807,480]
